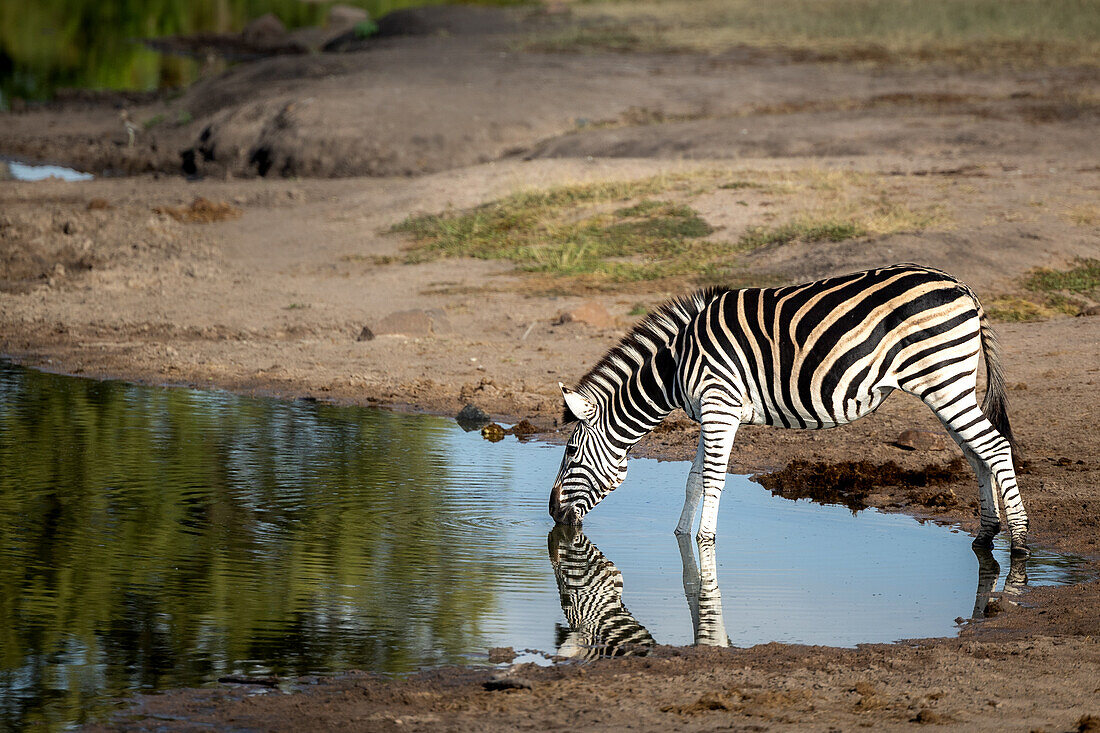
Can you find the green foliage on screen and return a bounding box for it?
[0,0,529,104]
[354,19,380,38]
[142,113,166,129]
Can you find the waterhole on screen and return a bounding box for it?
[0,362,1088,729]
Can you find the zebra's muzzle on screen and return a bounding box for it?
[549,481,583,525]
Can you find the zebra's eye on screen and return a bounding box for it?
[565,444,578,458]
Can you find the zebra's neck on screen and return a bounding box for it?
[573,289,722,445]
[589,348,679,448]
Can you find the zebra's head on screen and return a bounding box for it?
[549,383,628,526]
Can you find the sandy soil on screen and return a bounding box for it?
[3,6,1100,731]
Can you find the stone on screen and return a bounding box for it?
[242,13,286,45]
[373,308,452,337]
[894,429,948,451]
[1076,304,1100,317]
[483,674,533,691]
[556,300,615,328]
[487,647,516,664]
[328,4,368,29]
[356,325,375,342]
[455,403,490,431]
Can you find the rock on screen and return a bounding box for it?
[374,309,452,337]
[1076,304,1100,317]
[242,13,287,46]
[328,4,368,29]
[894,429,947,451]
[487,647,516,664]
[455,403,490,431]
[356,325,375,342]
[481,423,506,442]
[556,300,615,328]
[483,674,533,691]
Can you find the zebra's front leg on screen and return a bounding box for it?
[675,439,705,536]
[696,397,741,542]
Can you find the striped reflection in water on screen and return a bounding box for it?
[548,528,734,658]
[550,531,1038,657]
[549,527,656,659]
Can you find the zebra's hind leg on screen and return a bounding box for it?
[675,439,705,536]
[924,392,1030,555]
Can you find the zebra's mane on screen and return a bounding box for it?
[563,286,727,425]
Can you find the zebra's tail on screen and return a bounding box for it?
[971,290,1017,457]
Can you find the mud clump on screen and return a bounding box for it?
[154,197,242,223]
[755,458,968,511]
[508,419,539,438]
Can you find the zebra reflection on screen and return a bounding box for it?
[971,545,1029,619]
[677,534,731,647]
[548,527,730,657]
[548,526,656,659]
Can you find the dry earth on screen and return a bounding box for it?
[3,5,1100,731]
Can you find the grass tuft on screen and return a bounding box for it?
[1024,258,1100,298]
[739,219,864,248]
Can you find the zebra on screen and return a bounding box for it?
[549,264,1030,555]
[548,526,655,658]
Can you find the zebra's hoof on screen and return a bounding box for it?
[1010,542,1031,558]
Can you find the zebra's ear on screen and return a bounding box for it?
[559,382,597,424]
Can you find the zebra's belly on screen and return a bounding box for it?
[748,387,895,429]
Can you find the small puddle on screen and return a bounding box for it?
[0,362,1090,729]
[1,159,94,182]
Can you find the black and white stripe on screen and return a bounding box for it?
[548,527,655,659]
[550,264,1030,554]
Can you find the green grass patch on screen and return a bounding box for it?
[987,258,1099,322]
[391,172,951,288]
[1023,258,1100,299]
[392,176,746,285]
[739,219,865,248]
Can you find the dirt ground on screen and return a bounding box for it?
[3,5,1100,731]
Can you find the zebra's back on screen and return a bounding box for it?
[687,264,982,429]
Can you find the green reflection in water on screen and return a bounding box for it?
[0,363,524,730]
[0,0,489,106]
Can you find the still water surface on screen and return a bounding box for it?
[0,362,1088,729]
